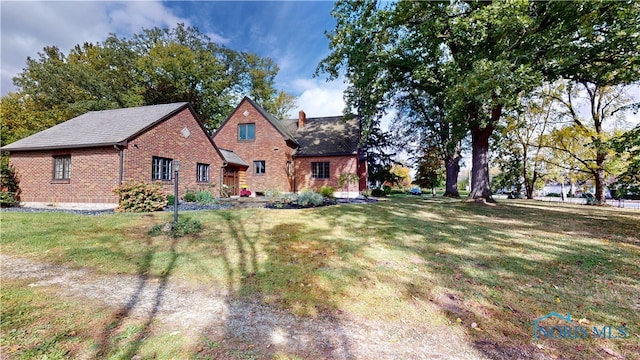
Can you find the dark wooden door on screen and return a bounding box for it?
[223,168,239,196]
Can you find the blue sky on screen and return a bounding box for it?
[2,0,638,126]
[0,1,347,117]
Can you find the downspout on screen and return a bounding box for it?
[292,150,297,194]
[219,161,228,197]
[114,145,124,185]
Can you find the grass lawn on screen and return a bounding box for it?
[1,196,639,359]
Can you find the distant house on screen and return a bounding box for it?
[1,103,226,206]
[212,97,367,196]
[2,97,367,206]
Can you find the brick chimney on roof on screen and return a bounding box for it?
[298,110,306,128]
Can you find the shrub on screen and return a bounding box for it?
[361,189,372,199]
[1,160,20,207]
[113,181,167,212]
[383,185,392,195]
[183,190,197,202]
[196,190,217,204]
[319,185,335,198]
[148,217,202,238]
[371,188,385,197]
[172,217,202,237]
[297,189,324,207]
[265,189,282,202]
[166,194,175,205]
[280,192,297,203]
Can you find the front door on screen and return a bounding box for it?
[223,167,239,196]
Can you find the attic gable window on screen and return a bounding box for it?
[53,155,71,180]
[152,156,173,181]
[311,162,330,179]
[238,123,255,140]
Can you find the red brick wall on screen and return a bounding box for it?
[9,107,222,204]
[10,147,120,203]
[294,155,361,193]
[213,100,295,193]
[123,107,222,198]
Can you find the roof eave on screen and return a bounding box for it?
[294,151,358,158]
[1,141,127,152]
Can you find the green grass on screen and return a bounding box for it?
[1,196,639,359]
[0,279,190,359]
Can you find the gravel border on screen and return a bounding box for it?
[1,198,375,215]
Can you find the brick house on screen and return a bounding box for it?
[213,97,367,196]
[3,98,367,205]
[1,102,228,206]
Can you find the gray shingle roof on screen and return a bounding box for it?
[293,116,360,157]
[218,148,249,167]
[2,102,189,151]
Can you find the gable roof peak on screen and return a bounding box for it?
[2,102,190,151]
[217,96,298,146]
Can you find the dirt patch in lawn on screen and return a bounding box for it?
[1,254,551,359]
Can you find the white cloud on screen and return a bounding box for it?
[287,78,347,118]
[1,1,112,93]
[106,2,188,34]
[0,1,227,95]
[286,77,400,132]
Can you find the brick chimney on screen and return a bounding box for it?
[298,110,306,128]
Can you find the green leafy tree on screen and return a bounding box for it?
[413,147,444,194]
[1,157,21,207]
[9,23,295,136]
[492,93,553,199]
[390,163,411,189]
[544,81,637,204]
[318,0,640,203]
[0,93,69,147]
[609,125,640,197]
[392,92,465,197]
[542,124,623,199]
[364,125,399,188]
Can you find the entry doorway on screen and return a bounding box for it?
[223,167,240,196]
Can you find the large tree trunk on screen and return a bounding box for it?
[523,148,535,199]
[594,151,606,205]
[443,154,461,198]
[469,124,495,202]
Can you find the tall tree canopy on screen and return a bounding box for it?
[9,23,295,135]
[318,0,640,202]
[544,81,636,204]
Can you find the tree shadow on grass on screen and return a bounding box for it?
[195,210,360,359]
[95,236,179,359]
[319,197,640,360]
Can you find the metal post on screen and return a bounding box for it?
[174,169,179,223]
[173,160,180,224]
